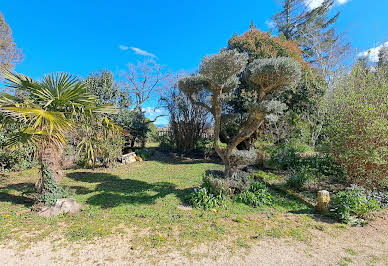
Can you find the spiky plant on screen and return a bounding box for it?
[0,67,119,198]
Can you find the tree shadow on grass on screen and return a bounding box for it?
[142,148,223,166]
[0,182,35,207]
[150,156,222,166]
[274,190,339,224]
[66,172,192,208]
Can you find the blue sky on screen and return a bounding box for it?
[2,0,388,126]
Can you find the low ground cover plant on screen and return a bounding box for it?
[190,186,226,209]
[330,185,380,226]
[191,173,273,209]
[234,181,272,207]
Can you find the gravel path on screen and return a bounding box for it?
[1,211,387,266]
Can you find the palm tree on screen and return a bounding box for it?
[0,67,118,198]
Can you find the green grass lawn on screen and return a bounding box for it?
[0,155,347,252]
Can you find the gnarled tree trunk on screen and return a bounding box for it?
[220,115,264,179]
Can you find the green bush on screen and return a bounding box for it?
[99,133,125,167]
[76,127,124,168]
[286,166,317,189]
[158,134,175,151]
[268,144,304,170]
[146,121,159,142]
[330,186,380,225]
[190,187,226,209]
[301,156,344,178]
[325,64,388,190]
[285,156,344,190]
[203,171,252,196]
[137,149,155,160]
[235,181,272,207]
[0,129,37,172]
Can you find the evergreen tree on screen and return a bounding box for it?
[272,0,310,40]
[84,70,130,109]
[273,0,349,77]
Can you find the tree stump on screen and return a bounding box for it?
[317,190,330,214]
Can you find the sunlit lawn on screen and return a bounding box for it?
[0,153,345,252]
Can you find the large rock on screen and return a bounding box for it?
[120,152,137,165]
[37,198,81,218]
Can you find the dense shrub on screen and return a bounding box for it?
[98,133,124,167]
[235,181,272,207]
[301,156,344,178]
[203,170,252,196]
[137,149,155,160]
[76,125,124,168]
[268,144,303,170]
[330,186,380,225]
[325,64,388,190]
[0,128,37,172]
[0,148,37,172]
[268,142,343,178]
[146,121,159,143]
[117,110,149,148]
[158,134,175,151]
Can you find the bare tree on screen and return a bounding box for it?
[119,59,168,112]
[160,73,210,152]
[0,13,23,70]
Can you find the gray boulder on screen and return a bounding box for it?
[37,198,81,218]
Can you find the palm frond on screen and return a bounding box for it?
[5,131,35,150]
[0,92,22,105]
[77,137,97,167]
[86,104,119,115]
[0,106,73,137]
[40,73,96,109]
[102,116,125,133]
[0,67,41,95]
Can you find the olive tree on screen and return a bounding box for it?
[179,50,301,178]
